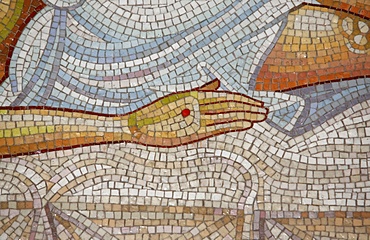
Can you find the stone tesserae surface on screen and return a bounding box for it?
[0,0,369,239]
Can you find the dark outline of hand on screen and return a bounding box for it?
[0,79,268,158]
[128,79,269,147]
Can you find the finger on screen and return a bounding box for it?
[202,110,268,123]
[199,101,267,114]
[225,92,264,107]
[197,91,264,107]
[199,120,253,134]
[195,79,220,91]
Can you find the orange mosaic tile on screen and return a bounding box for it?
[256,3,370,91]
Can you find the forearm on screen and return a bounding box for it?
[0,108,133,157]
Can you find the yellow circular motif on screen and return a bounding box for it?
[336,12,370,53]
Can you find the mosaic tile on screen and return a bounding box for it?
[0,0,45,83]
[0,0,370,239]
[256,2,370,91]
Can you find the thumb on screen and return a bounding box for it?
[195,79,220,91]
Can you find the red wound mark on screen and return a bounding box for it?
[181,108,191,117]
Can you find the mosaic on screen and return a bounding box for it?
[0,0,369,239]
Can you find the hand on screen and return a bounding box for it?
[128,79,268,146]
[0,79,268,157]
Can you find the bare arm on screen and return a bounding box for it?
[0,80,268,157]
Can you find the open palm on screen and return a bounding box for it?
[129,79,269,147]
